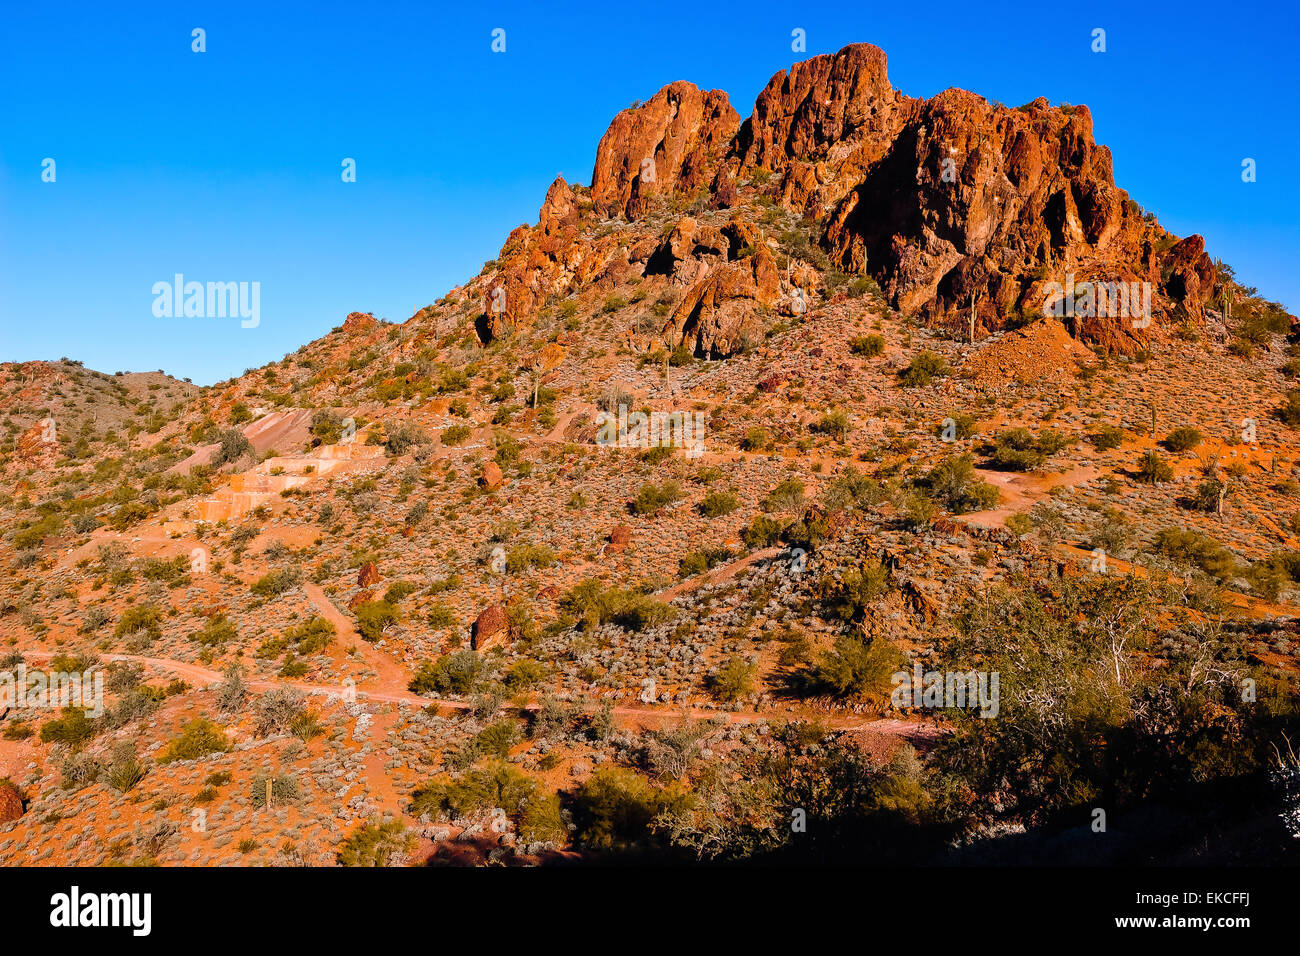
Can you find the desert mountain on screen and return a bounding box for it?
[1,43,1297,869]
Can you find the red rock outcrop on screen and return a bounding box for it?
[476,42,1217,352]
[590,81,739,219]
[342,312,378,334]
[357,562,381,588]
[0,785,23,824]
[471,604,509,651]
[667,246,781,357]
[607,524,632,553]
[478,462,503,490]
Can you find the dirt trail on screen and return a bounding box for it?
[300,582,412,697]
[18,649,936,739]
[957,464,1102,529]
[1057,542,1300,621]
[660,546,784,600]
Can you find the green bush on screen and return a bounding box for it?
[708,656,757,702]
[158,718,229,763]
[409,650,483,696]
[699,490,739,517]
[441,424,472,446]
[1165,427,1203,452]
[922,454,999,514]
[742,515,785,548]
[571,767,688,851]
[337,819,414,866]
[1136,449,1174,484]
[899,351,950,387]
[1089,425,1125,450]
[850,334,885,357]
[355,600,399,642]
[632,480,683,516]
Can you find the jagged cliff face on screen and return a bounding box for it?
[478,42,1216,355]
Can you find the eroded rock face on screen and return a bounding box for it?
[607,524,632,553]
[475,41,1216,351]
[668,247,781,357]
[0,786,23,824]
[343,312,378,334]
[590,81,739,220]
[357,562,381,588]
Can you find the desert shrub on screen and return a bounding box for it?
[250,565,302,597]
[1005,512,1032,536]
[558,580,674,633]
[284,616,335,654]
[741,427,771,451]
[190,614,237,646]
[699,490,739,517]
[251,688,309,737]
[922,454,999,513]
[1278,390,1300,427]
[426,604,457,630]
[899,351,949,387]
[1136,449,1174,484]
[1155,527,1238,580]
[708,656,757,702]
[410,650,483,696]
[355,599,399,642]
[59,752,100,789]
[678,546,733,577]
[441,424,472,446]
[1165,427,1203,452]
[337,819,414,866]
[812,409,851,441]
[1089,425,1125,450]
[571,766,688,851]
[213,429,253,466]
[850,334,885,357]
[632,480,683,516]
[506,543,556,573]
[821,560,892,622]
[761,477,806,513]
[475,719,521,759]
[410,762,532,818]
[987,428,1068,471]
[310,409,346,444]
[936,413,980,441]
[742,514,785,549]
[504,658,546,689]
[39,707,99,750]
[106,742,146,793]
[114,605,161,641]
[796,634,905,700]
[384,422,429,455]
[158,718,229,763]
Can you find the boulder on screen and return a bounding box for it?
[0,784,22,824]
[479,462,504,490]
[471,604,509,651]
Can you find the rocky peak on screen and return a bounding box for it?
[590,80,739,219]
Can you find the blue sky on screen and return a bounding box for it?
[2,0,1296,385]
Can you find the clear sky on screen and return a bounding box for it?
[2,0,1296,385]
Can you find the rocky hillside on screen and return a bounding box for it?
[0,43,1297,869]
